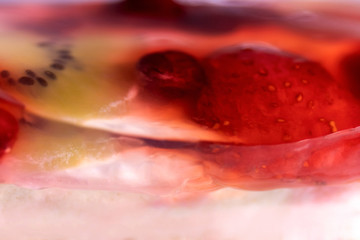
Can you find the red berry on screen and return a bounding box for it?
[0,108,18,158]
[194,45,360,145]
[339,47,360,98]
[116,0,185,19]
[137,50,205,99]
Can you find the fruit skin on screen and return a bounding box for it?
[0,89,22,158]
[0,108,18,158]
[113,0,185,19]
[137,50,206,99]
[339,47,360,99]
[194,45,360,145]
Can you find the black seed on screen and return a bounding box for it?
[50,63,65,70]
[1,70,10,78]
[25,69,36,78]
[58,49,70,55]
[58,49,73,60]
[59,54,73,60]
[18,76,35,85]
[7,78,15,85]
[37,41,53,47]
[44,70,56,80]
[36,77,48,87]
[53,59,65,64]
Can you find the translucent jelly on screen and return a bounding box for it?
[0,1,360,195]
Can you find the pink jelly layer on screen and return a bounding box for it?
[1,125,360,196]
[1,3,360,196]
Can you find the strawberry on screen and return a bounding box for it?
[0,89,20,159]
[194,44,360,145]
[339,47,360,99]
[137,50,205,99]
[0,108,18,158]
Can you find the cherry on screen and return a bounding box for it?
[137,50,205,99]
[114,0,185,19]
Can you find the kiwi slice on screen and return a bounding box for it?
[0,30,139,124]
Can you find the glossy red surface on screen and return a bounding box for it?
[0,109,18,158]
[195,45,360,144]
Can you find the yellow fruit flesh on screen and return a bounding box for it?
[7,117,126,171]
[0,23,147,169]
[0,31,138,123]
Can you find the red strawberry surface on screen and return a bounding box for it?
[195,45,360,145]
[339,47,360,99]
[0,89,21,159]
[0,108,18,159]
